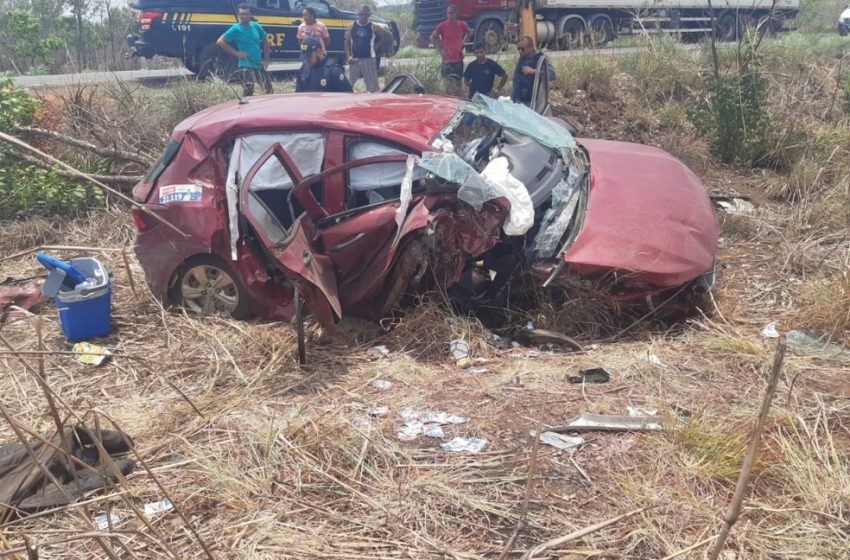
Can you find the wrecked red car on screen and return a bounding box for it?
[132,92,718,328]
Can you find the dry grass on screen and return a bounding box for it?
[797,259,850,343]
[0,206,846,559]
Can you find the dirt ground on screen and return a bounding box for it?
[0,93,848,559]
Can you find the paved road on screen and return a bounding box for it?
[13,45,662,90]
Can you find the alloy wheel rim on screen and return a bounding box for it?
[180,265,239,315]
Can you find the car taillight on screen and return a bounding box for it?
[132,208,158,232]
[140,11,162,32]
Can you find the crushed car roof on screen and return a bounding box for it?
[173,93,462,149]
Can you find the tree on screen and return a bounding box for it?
[0,9,64,72]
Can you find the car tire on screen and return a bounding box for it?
[171,255,249,318]
[198,42,236,80]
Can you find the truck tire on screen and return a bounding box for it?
[557,16,586,50]
[587,14,613,47]
[476,19,504,54]
[715,13,738,42]
[198,42,236,80]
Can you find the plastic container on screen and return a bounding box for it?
[54,258,112,341]
[37,253,88,297]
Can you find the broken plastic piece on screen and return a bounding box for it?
[646,353,665,367]
[143,498,173,517]
[560,411,664,432]
[626,406,658,417]
[94,511,121,530]
[368,406,388,417]
[449,339,470,367]
[72,342,111,366]
[713,196,755,215]
[532,430,585,450]
[785,330,850,361]
[441,437,487,453]
[371,378,392,390]
[761,322,780,338]
[368,346,390,360]
[423,424,445,439]
[396,421,422,441]
[568,368,610,384]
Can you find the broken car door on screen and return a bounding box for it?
[240,141,341,326]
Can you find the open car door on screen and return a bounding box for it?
[530,54,550,115]
[240,143,341,328]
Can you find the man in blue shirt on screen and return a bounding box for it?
[216,3,272,96]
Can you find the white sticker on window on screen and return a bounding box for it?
[159,184,203,204]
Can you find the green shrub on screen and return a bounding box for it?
[689,69,770,166]
[0,77,38,131]
[0,163,105,218]
[0,78,102,217]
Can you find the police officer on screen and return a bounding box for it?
[296,37,353,93]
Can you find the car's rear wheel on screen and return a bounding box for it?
[171,255,248,318]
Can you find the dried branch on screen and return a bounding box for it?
[707,341,786,560]
[13,126,155,167]
[8,151,142,186]
[520,507,650,559]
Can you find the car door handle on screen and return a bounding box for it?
[330,233,365,252]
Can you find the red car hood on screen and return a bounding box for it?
[563,139,719,288]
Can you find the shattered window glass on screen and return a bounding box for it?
[417,152,506,211]
[465,94,578,154]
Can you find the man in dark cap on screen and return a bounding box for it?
[296,37,353,92]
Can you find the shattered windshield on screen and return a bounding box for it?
[462,94,579,154]
[386,95,587,258]
[418,95,588,257]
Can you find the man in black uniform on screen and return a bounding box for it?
[295,37,353,93]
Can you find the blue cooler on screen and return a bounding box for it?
[54,258,112,341]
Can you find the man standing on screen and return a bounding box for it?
[296,37,353,93]
[511,36,556,107]
[463,42,507,99]
[429,5,470,97]
[345,5,392,92]
[216,3,272,96]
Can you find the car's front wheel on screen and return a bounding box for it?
[171,255,248,318]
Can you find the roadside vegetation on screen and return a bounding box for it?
[0,18,848,560]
